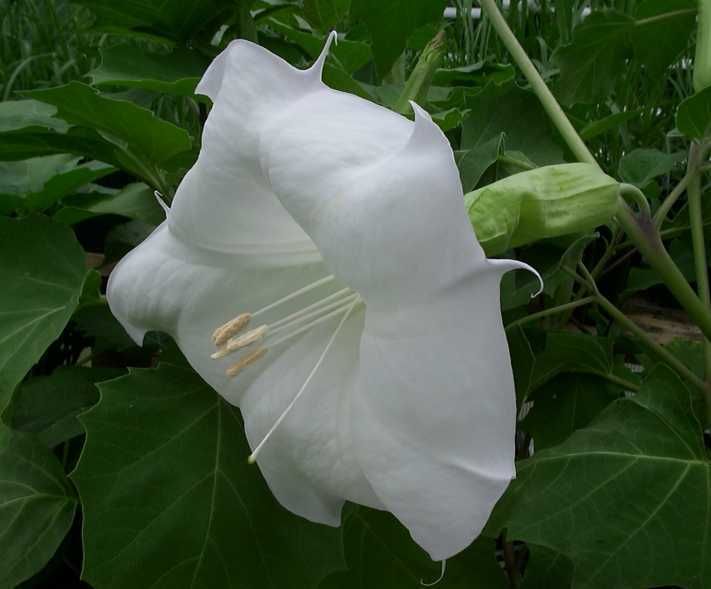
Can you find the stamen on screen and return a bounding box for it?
[212,324,268,359]
[252,275,335,318]
[247,298,358,464]
[212,313,251,346]
[268,287,352,331]
[226,347,267,378]
[267,297,360,348]
[269,293,359,338]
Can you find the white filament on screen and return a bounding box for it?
[248,298,358,463]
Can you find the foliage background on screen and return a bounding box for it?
[0,0,709,588]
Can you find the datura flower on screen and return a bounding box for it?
[107,32,540,562]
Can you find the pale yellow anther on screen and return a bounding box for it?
[211,325,268,359]
[212,313,251,346]
[226,347,267,378]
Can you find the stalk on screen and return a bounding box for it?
[393,30,446,114]
[687,143,711,421]
[478,0,598,167]
[614,198,711,342]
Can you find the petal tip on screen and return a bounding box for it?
[404,101,445,153]
[307,30,339,80]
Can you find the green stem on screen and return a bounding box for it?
[615,198,711,342]
[478,0,598,168]
[653,171,693,227]
[505,296,596,331]
[393,30,446,114]
[600,371,640,393]
[576,265,707,393]
[619,183,651,217]
[686,143,711,423]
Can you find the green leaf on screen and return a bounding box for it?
[0,216,89,411]
[462,84,563,166]
[27,82,192,166]
[494,366,711,589]
[522,374,621,450]
[54,182,165,226]
[0,425,77,588]
[73,361,345,589]
[465,164,618,256]
[351,0,446,77]
[0,155,115,214]
[321,507,506,588]
[456,134,504,192]
[618,148,684,188]
[529,331,635,392]
[556,1,696,105]
[678,85,711,139]
[303,0,351,32]
[578,110,641,141]
[555,12,633,106]
[522,545,573,589]
[7,367,121,448]
[0,99,68,133]
[74,0,233,40]
[507,326,536,403]
[89,46,207,96]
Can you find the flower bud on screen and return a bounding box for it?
[466,163,619,255]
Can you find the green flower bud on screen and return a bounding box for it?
[466,163,619,256]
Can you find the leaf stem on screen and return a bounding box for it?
[478,0,598,168]
[653,171,694,227]
[576,264,707,393]
[505,296,596,331]
[614,198,711,342]
[686,142,711,422]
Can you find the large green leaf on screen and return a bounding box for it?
[618,148,684,188]
[0,216,89,411]
[74,361,345,589]
[462,84,563,166]
[6,367,121,448]
[54,182,165,226]
[521,374,621,450]
[303,0,351,31]
[522,545,573,589]
[0,100,68,133]
[27,82,192,166]
[556,1,696,105]
[0,425,77,588]
[351,0,446,77]
[320,507,506,588]
[494,366,711,589]
[74,0,233,40]
[0,155,115,214]
[89,46,207,96]
[678,85,711,139]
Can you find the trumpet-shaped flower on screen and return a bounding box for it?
[107,33,539,561]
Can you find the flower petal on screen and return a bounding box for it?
[353,269,516,561]
[171,39,326,253]
[107,225,380,526]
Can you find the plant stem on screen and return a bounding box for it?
[393,30,446,114]
[505,296,596,331]
[478,0,598,168]
[653,171,694,227]
[576,264,707,393]
[614,198,711,342]
[500,530,521,589]
[686,143,711,422]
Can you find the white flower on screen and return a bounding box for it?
[107,32,540,561]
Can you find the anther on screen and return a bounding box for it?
[226,347,267,378]
[212,313,251,346]
[211,324,268,359]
